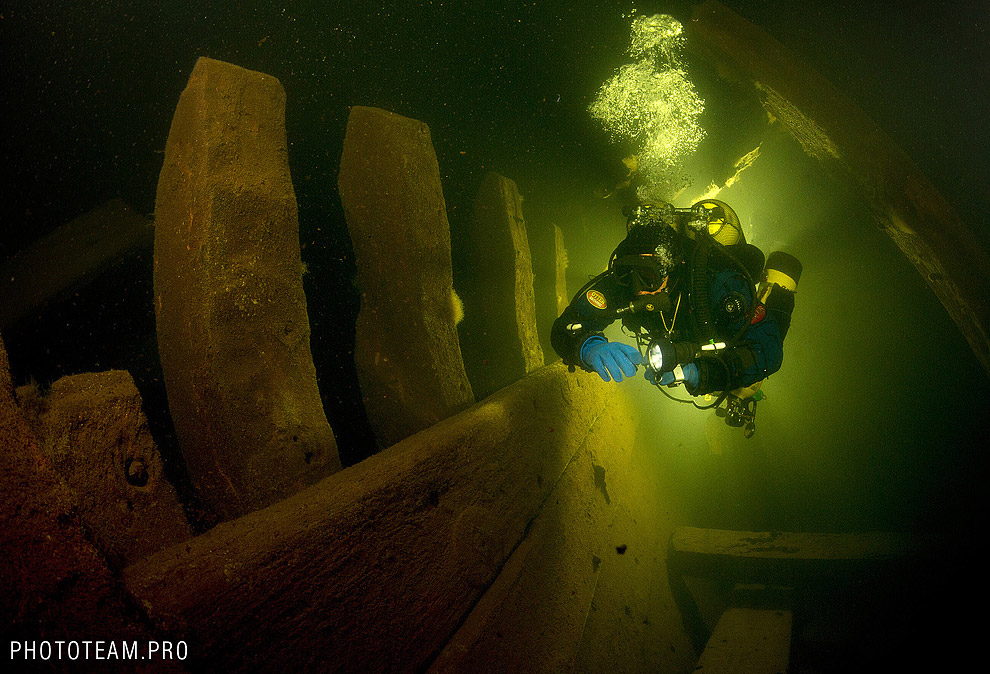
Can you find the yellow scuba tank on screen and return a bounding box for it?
[681,199,744,245]
[694,199,743,245]
[760,250,802,296]
[758,251,802,339]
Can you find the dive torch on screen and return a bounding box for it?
[645,336,726,385]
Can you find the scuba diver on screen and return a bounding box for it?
[551,199,801,437]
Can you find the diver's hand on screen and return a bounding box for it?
[580,337,641,383]
[644,362,700,388]
[681,362,700,388]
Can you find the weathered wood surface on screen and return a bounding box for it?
[694,608,792,674]
[429,406,624,674]
[459,171,544,399]
[431,394,695,674]
[123,364,621,674]
[687,0,990,376]
[154,57,340,523]
[0,198,152,329]
[0,334,185,672]
[669,527,919,584]
[40,370,192,569]
[567,428,697,674]
[339,106,474,449]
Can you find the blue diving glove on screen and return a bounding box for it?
[580,337,641,383]
[644,362,700,388]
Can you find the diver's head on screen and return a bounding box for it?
[610,221,683,293]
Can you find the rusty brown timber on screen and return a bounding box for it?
[460,171,544,399]
[426,390,695,674]
[123,363,627,674]
[0,335,185,673]
[154,57,340,523]
[339,106,474,449]
[687,0,990,376]
[38,370,192,569]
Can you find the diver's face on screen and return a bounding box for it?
[636,272,668,295]
[623,254,667,294]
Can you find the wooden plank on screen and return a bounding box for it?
[427,405,624,674]
[123,364,625,674]
[694,608,791,674]
[429,384,644,674]
[430,390,698,674]
[568,422,698,674]
[459,171,544,400]
[154,57,340,522]
[0,198,152,329]
[687,0,990,376]
[339,106,474,449]
[669,527,919,584]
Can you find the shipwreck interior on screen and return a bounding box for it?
[2,2,988,673]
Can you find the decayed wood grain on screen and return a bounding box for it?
[339,106,475,449]
[694,608,791,674]
[123,364,621,674]
[459,171,544,400]
[38,370,192,569]
[669,527,919,585]
[429,407,626,674]
[154,57,340,523]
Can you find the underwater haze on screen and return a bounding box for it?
[2,0,988,669]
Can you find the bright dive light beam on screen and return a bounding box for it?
[648,342,664,372]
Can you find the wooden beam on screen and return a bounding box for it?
[427,412,618,674]
[0,199,152,330]
[38,370,192,569]
[154,57,341,522]
[669,527,919,585]
[459,171,544,400]
[123,364,625,674]
[687,0,990,376]
[339,106,475,449]
[694,608,791,674]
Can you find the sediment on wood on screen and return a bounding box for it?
[459,171,544,399]
[124,364,618,674]
[338,105,474,449]
[154,56,340,523]
[36,370,192,569]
